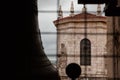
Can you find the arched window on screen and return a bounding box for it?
[80,38,91,65]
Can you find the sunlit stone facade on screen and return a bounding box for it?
[53,3,107,80]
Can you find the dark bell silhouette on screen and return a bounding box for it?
[16,0,60,79]
[66,63,81,80]
[31,0,60,79]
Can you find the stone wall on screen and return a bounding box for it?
[106,16,120,79]
[55,15,107,79]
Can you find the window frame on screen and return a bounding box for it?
[80,38,91,65]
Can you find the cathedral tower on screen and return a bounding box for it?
[54,3,107,80]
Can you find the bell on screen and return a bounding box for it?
[20,0,60,79]
[32,0,60,79]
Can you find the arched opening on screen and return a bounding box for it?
[80,38,91,65]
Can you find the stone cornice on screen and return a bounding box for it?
[57,26,107,31]
[53,13,106,26]
[54,19,106,26]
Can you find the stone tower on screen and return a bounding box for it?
[53,3,107,80]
